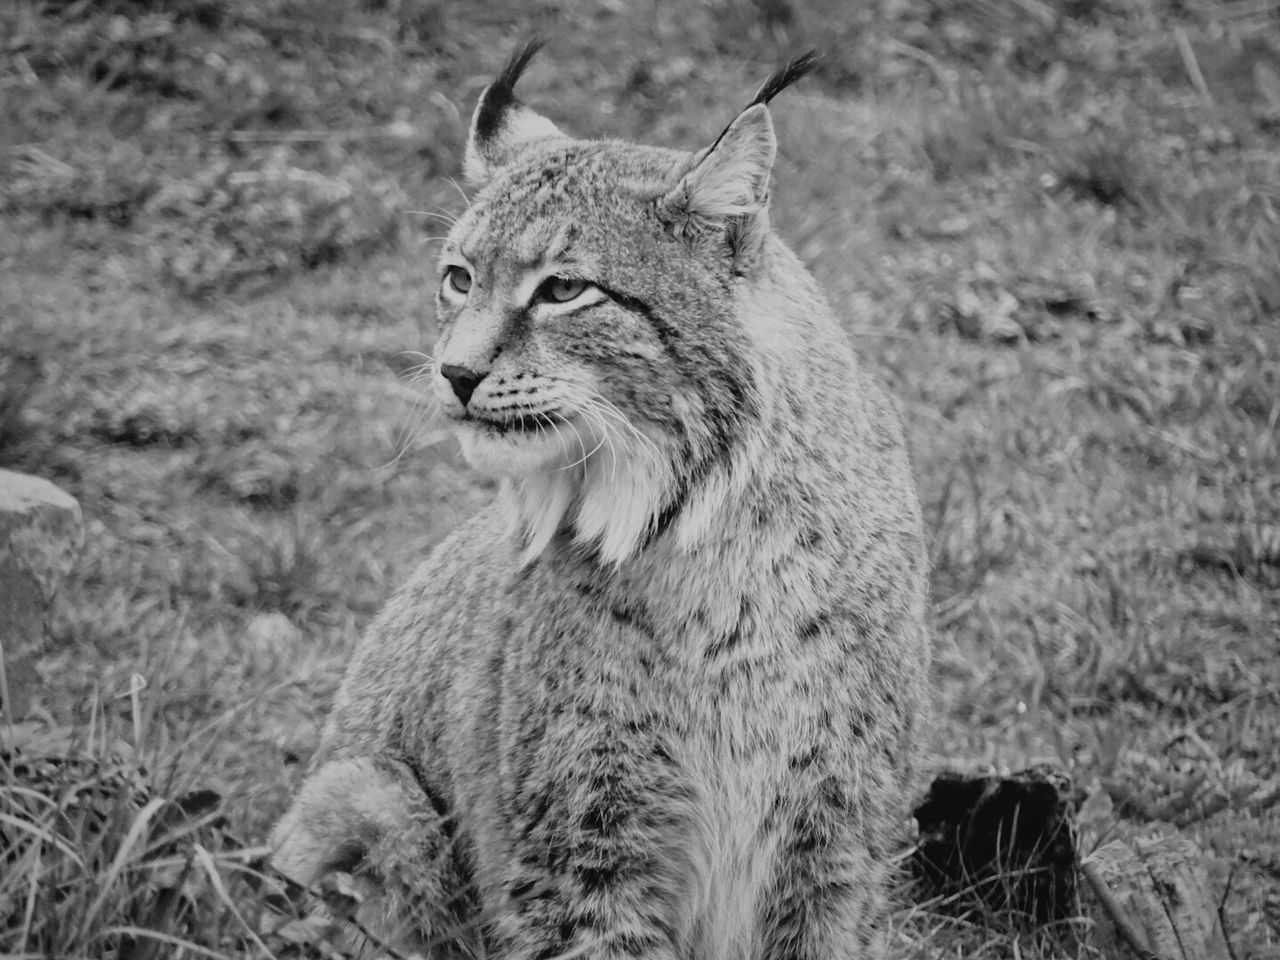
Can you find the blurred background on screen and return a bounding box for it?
[1,0,1277,956]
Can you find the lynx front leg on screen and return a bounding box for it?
[483,737,688,959]
[270,756,477,954]
[760,786,893,960]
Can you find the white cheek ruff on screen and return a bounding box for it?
[508,470,577,564]
[490,416,676,567]
[572,428,676,566]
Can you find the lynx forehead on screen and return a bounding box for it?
[272,42,930,960]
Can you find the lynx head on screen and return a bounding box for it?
[434,43,816,565]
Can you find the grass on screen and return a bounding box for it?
[2,0,1278,956]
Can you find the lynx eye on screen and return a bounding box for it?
[535,276,589,304]
[443,265,472,296]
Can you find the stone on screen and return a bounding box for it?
[245,611,303,661]
[0,469,84,720]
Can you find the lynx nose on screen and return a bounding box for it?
[440,363,487,407]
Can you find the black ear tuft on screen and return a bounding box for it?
[475,39,545,141]
[748,51,818,107]
[494,38,545,96]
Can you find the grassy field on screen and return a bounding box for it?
[2,0,1278,956]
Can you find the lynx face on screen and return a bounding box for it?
[431,60,787,564]
[432,146,697,483]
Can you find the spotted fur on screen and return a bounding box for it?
[272,46,930,959]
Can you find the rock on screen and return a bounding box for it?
[245,611,303,659]
[0,469,84,719]
[1084,836,1231,960]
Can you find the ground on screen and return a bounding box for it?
[1,0,1277,957]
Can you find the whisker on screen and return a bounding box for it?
[558,390,615,473]
[444,177,472,211]
[534,411,555,458]
[405,366,438,383]
[542,414,578,465]
[396,352,439,384]
[585,402,623,483]
[556,405,610,472]
[382,359,446,468]
[571,404,607,464]
[612,411,662,463]
[581,390,660,468]
[568,400,619,480]
[571,420,595,472]
[559,412,595,472]
[389,395,440,466]
[584,413,613,469]
[408,210,459,226]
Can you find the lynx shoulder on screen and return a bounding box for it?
[272,44,931,959]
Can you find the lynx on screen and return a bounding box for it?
[271,44,930,959]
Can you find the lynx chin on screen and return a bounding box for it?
[272,43,931,959]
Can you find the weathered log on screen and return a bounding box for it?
[1084,836,1231,960]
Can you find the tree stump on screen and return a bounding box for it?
[1084,836,1231,960]
[910,764,1082,927]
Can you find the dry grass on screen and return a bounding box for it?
[2,0,1278,956]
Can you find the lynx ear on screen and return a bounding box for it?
[464,41,565,186]
[659,105,777,226]
[657,52,816,260]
